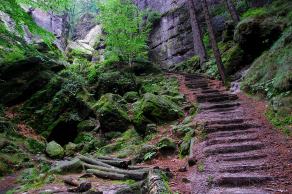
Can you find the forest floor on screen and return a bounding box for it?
[1,73,291,194]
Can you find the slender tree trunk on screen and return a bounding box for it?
[224,0,240,23]
[187,0,207,65]
[201,0,226,82]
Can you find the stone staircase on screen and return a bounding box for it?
[183,73,275,194]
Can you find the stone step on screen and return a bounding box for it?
[208,187,271,194]
[208,129,258,138]
[200,102,241,111]
[204,142,264,156]
[219,163,267,173]
[215,173,272,186]
[201,89,221,94]
[199,96,239,103]
[206,118,246,125]
[219,152,267,162]
[206,136,258,146]
[205,123,256,133]
[207,107,240,113]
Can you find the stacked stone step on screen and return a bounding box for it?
[183,73,273,194]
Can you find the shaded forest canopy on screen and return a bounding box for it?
[0,0,291,193]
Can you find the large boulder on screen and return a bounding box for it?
[0,57,64,105]
[93,93,130,132]
[46,141,64,159]
[133,93,183,130]
[234,17,284,58]
[93,70,138,97]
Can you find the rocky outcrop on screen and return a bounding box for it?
[28,8,68,50]
[134,0,224,69]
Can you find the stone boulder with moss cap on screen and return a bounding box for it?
[46,141,64,159]
[133,93,183,130]
[93,93,130,132]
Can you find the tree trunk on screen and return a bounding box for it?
[144,170,169,194]
[201,0,226,82]
[87,169,127,180]
[224,0,240,23]
[78,154,115,169]
[187,0,207,65]
[82,163,147,180]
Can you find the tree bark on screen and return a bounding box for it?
[187,0,207,65]
[82,163,147,180]
[86,169,127,180]
[97,159,128,169]
[144,170,169,194]
[224,0,240,23]
[201,0,226,82]
[77,154,115,169]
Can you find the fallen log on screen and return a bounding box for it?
[50,158,83,174]
[82,163,147,180]
[143,169,169,194]
[96,156,128,162]
[77,154,114,168]
[97,159,128,169]
[86,169,126,180]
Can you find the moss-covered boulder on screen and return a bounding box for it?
[93,93,130,132]
[46,141,64,159]
[93,71,138,97]
[133,93,183,130]
[65,142,78,156]
[234,17,284,58]
[77,119,99,132]
[223,44,245,75]
[157,137,176,155]
[0,57,64,105]
[133,144,158,163]
[124,91,139,103]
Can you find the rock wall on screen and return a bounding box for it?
[134,0,268,69]
[29,8,68,50]
[135,0,194,68]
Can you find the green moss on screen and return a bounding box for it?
[0,1,61,64]
[26,138,46,154]
[242,27,292,98]
[133,93,183,131]
[169,56,200,74]
[93,93,130,132]
[242,7,268,19]
[266,108,292,136]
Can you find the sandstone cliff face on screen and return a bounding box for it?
[135,0,223,69]
[135,0,194,69]
[29,8,68,50]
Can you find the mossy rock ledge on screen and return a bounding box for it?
[93,93,130,132]
[133,93,183,130]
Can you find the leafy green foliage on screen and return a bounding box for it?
[16,0,72,13]
[143,151,156,161]
[266,108,292,136]
[242,7,267,19]
[97,0,150,65]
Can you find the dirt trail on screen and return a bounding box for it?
[174,73,292,194]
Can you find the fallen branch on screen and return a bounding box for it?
[97,159,128,169]
[86,169,126,180]
[82,163,147,180]
[50,158,83,174]
[77,154,114,168]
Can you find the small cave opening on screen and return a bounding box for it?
[47,121,79,146]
